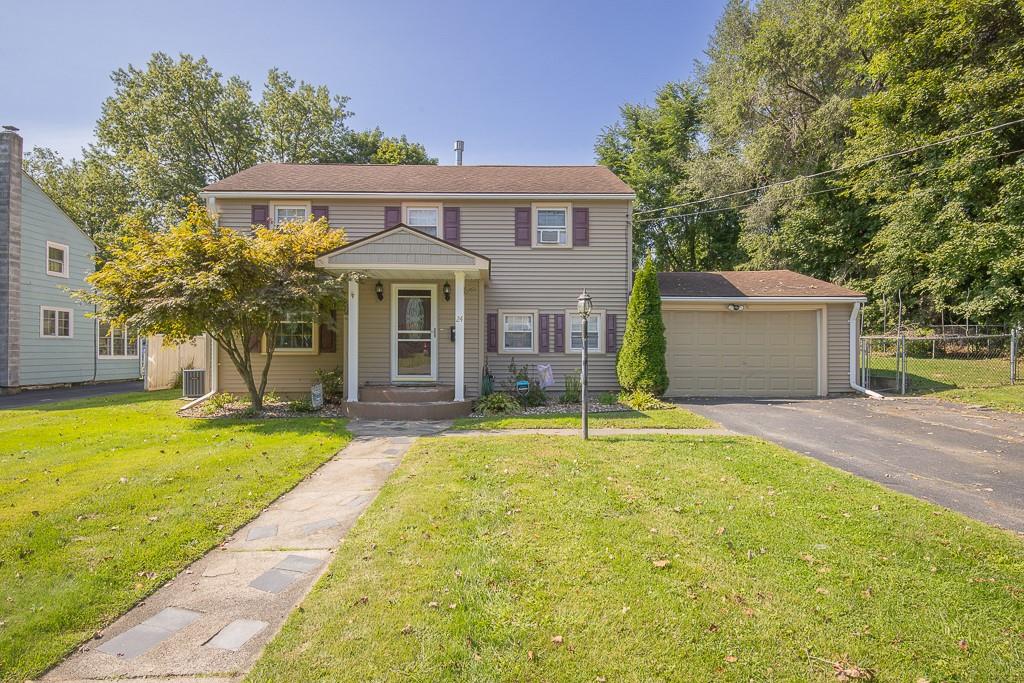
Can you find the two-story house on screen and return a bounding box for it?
[0,126,140,393]
[196,162,865,418]
[198,163,634,418]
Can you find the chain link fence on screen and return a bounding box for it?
[861,328,1020,395]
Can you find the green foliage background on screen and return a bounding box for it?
[597,0,1024,329]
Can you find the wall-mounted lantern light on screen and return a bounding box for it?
[375,281,384,301]
[443,281,451,301]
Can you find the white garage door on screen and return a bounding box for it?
[664,309,819,397]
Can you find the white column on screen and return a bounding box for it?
[454,271,465,402]
[346,277,359,402]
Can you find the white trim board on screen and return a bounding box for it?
[661,296,867,304]
[200,191,636,201]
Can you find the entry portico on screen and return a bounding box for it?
[315,225,490,407]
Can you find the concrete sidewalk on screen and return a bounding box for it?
[42,419,449,683]
[446,427,735,437]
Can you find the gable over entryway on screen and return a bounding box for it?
[658,271,866,398]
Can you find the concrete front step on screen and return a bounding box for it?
[359,384,456,402]
[346,400,471,420]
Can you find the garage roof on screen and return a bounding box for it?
[657,270,864,299]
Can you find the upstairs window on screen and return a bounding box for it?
[406,206,440,236]
[98,322,138,357]
[534,206,569,246]
[274,310,315,351]
[46,242,69,278]
[274,205,307,226]
[41,307,72,338]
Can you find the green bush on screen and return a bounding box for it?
[288,397,316,413]
[522,381,548,407]
[474,392,522,415]
[203,392,241,415]
[560,370,581,404]
[617,260,669,395]
[314,367,345,403]
[619,389,673,411]
[597,392,619,406]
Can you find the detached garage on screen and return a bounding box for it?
[658,271,866,398]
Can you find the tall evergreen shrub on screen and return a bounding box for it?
[616,260,669,395]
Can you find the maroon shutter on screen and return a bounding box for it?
[312,205,329,222]
[554,314,565,352]
[573,207,589,246]
[385,206,402,228]
[486,313,498,352]
[443,206,461,244]
[319,310,337,353]
[514,207,531,246]
[251,205,269,228]
[247,332,262,352]
[605,313,617,352]
[539,314,550,353]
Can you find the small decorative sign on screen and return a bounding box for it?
[515,380,530,396]
[310,383,324,410]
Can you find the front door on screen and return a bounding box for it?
[391,285,437,382]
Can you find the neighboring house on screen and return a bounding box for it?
[0,126,140,393]
[194,162,865,417]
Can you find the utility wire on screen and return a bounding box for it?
[632,117,1024,218]
[632,146,1024,226]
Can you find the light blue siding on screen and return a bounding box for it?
[16,174,139,385]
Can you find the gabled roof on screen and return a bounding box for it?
[658,270,865,299]
[202,163,634,197]
[316,225,491,279]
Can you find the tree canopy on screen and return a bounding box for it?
[80,206,347,409]
[597,0,1024,328]
[25,53,435,256]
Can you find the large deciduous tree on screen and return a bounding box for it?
[80,206,347,410]
[26,53,436,255]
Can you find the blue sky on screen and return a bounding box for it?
[2,0,726,165]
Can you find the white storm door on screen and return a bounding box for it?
[391,285,437,382]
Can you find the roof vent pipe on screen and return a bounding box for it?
[453,140,464,166]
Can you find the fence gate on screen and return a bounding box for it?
[861,328,1019,395]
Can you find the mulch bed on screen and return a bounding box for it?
[467,402,628,418]
[178,398,346,420]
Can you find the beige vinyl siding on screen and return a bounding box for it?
[215,197,629,395]
[217,345,343,397]
[827,302,855,394]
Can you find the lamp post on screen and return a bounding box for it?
[577,289,593,440]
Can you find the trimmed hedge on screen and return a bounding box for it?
[616,260,669,395]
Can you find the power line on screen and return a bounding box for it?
[631,117,1024,218]
[631,146,1024,226]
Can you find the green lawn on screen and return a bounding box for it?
[0,391,351,682]
[934,384,1024,413]
[452,407,715,430]
[868,355,1013,392]
[249,435,1024,682]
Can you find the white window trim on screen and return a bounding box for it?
[40,306,74,338]
[270,202,312,228]
[45,241,69,278]
[565,309,605,354]
[532,202,572,248]
[262,313,320,355]
[97,322,139,359]
[499,309,538,354]
[402,202,443,237]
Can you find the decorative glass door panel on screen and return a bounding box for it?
[393,287,436,380]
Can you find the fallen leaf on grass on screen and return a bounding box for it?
[527,650,535,661]
[653,559,671,569]
[957,639,968,651]
[715,527,725,536]
[401,623,412,635]
[725,655,737,663]
[551,635,564,645]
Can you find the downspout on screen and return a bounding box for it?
[849,301,884,399]
[178,334,219,412]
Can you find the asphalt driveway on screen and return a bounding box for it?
[0,380,144,409]
[676,396,1024,533]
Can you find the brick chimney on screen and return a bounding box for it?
[0,124,23,389]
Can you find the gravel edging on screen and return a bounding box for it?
[178,399,346,420]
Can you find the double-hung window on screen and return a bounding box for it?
[46,242,69,278]
[98,322,138,357]
[274,205,308,226]
[405,206,440,236]
[534,206,569,246]
[501,311,536,353]
[274,310,315,351]
[41,307,72,338]
[569,311,603,353]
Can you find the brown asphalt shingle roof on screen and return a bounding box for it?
[202,163,634,195]
[657,270,864,298]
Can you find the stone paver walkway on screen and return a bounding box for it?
[447,427,735,437]
[42,419,449,683]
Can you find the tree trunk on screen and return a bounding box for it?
[211,331,265,411]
